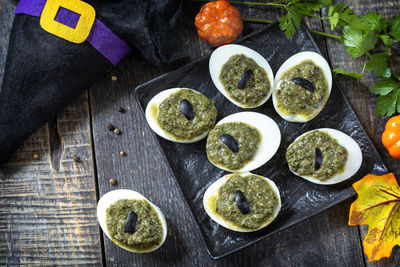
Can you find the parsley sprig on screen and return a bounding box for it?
[248,0,400,116]
[195,0,400,116]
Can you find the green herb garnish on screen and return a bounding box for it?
[193,0,400,116]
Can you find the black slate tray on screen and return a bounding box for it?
[134,23,388,259]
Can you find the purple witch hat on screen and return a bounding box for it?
[0,0,190,163]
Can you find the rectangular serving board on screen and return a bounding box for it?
[134,23,388,259]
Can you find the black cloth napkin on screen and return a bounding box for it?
[0,0,192,163]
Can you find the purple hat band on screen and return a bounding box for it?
[15,0,131,66]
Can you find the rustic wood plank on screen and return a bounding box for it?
[0,1,102,265]
[322,0,400,265]
[90,3,364,266]
[0,93,102,266]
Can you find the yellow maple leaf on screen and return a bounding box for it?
[349,173,400,261]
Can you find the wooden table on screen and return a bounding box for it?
[1,0,399,266]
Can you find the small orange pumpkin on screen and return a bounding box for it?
[382,114,400,159]
[195,0,243,47]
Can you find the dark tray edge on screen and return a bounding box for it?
[133,22,389,260]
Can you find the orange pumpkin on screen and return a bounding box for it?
[382,114,400,159]
[195,0,243,47]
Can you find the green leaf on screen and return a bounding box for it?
[379,34,394,48]
[397,94,400,113]
[362,12,380,30]
[327,4,344,31]
[318,0,332,5]
[362,12,386,32]
[389,15,400,41]
[370,78,400,95]
[333,67,363,80]
[342,26,364,57]
[331,3,346,16]
[342,26,378,57]
[382,69,392,79]
[337,7,356,27]
[304,1,323,12]
[375,90,400,116]
[375,93,397,116]
[362,31,378,53]
[304,0,331,12]
[380,18,388,32]
[329,12,340,31]
[365,53,391,77]
[328,5,334,16]
[279,7,303,39]
[338,8,369,31]
[294,3,308,13]
[390,89,400,113]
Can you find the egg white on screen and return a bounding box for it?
[97,189,167,253]
[207,112,281,172]
[209,44,274,108]
[203,172,281,232]
[145,88,214,143]
[287,128,362,185]
[272,51,332,122]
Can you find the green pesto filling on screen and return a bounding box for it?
[275,60,328,117]
[216,175,279,229]
[286,130,348,181]
[158,89,217,140]
[106,199,163,251]
[220,54,270,107]
[206,122,260,170]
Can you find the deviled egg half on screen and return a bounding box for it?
[97,189,167,253]
[286,128,362,185]
[272,51,332,122]
[206,112,281,172]
[203,172,281,232]
[145,88,217,143]
[209,44,274,108]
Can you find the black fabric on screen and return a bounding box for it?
[85,0,190,65]
[0,0,192,163]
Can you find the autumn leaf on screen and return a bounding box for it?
[349,173,400,261]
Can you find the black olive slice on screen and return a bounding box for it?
[180,99,194,120]
[220,134,239,153]
[235,190,250,214]
[238,70,252,89]
[124,211,138,233]
[292,77,315,93]
[315,147,323,171]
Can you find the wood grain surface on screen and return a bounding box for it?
[321,1,400,266]
[0,1,102,266]
[0,0,399,266]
